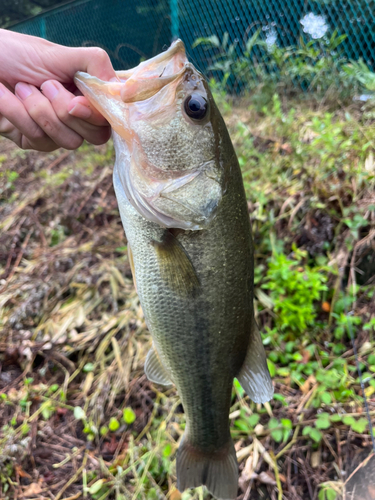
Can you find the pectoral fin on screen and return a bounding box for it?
[144,344,173,387]
[237,319,274,404]
[152,230,200,298]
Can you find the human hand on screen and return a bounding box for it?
[0,29,117,151]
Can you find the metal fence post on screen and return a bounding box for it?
[170,0,179,41]
[39,17,46,39]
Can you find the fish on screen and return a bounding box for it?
[74,39,273,500]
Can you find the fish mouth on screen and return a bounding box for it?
[74,39,189,138]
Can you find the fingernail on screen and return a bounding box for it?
[68,102,92,119]
[15,82,32,100]
[0,84,5,97]
[41,81,59,100]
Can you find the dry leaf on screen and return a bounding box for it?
[258,471,277,486]
[321,301,331,312]
[281,143,293,154]
[365,151,374,172]
[15,464,31,479]
[301,349,312,364]
[301,375,316,394]
[169,489,182,500]
[311,450,321,468]
[23,482,43,497]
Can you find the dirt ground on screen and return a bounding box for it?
[1,99,375,500]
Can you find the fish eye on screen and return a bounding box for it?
[184,94,208,120]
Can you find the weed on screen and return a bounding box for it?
[1,97,374,499]
[193,29,361,99]
[262,245,328,335]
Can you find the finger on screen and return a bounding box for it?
[68,96,109,127]
[67,46,117,82]
[40,80,111,145]
[15,82,84,150]
[0,82,58,151]
[0,114,23,147]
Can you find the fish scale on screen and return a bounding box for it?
[113,127,251,464]
[75,39,273,500]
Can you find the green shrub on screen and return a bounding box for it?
[263,246,328,334]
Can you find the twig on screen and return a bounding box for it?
[0,228,32,293]
[276,386,318,460]
[61,492,82,500]
[46,150,71,171]
[269,451,283,500]
[54,451,88,500]
[344,452,374,485]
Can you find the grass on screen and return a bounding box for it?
[0,92,374,500]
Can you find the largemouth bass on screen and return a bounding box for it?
[75,40,273,500]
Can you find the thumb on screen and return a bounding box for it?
[68,46,117,82]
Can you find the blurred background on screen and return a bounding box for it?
[4,0,375,95]
[1,1,375,500]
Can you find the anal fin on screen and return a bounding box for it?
[237,318,274,404]
[144,344,173,387]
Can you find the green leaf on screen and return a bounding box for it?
[302,425,312,436]
[325,487,338,500]
[235,419,250,432]
[271,429,283,442]
[281,418,292,429]
[309,428,323,443]
[318,489,325,500]
[74,406,86,420]
[21,423,30,435]
[192,35,220,49]
[248,414,260,427]
[316,418,330,430]
[342,416,355,426]
[316,413,331,430]
[89,479,104,495]
[267,359,276,377]
[330,414,342,422]
[163,444,172,457]
[123,407,136,425]
[109,417,120,432]
[277,367,290,377]
[234,378,245,397]
[268,418,279,429]
[321,392,332,405]
[351,417,368,434]
[273,393,287,405]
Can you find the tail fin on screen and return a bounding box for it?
[176,436,238,500]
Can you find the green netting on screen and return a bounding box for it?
[11,0,172,71]
[10,0,375,91]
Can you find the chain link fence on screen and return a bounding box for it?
[11,0,375,92]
